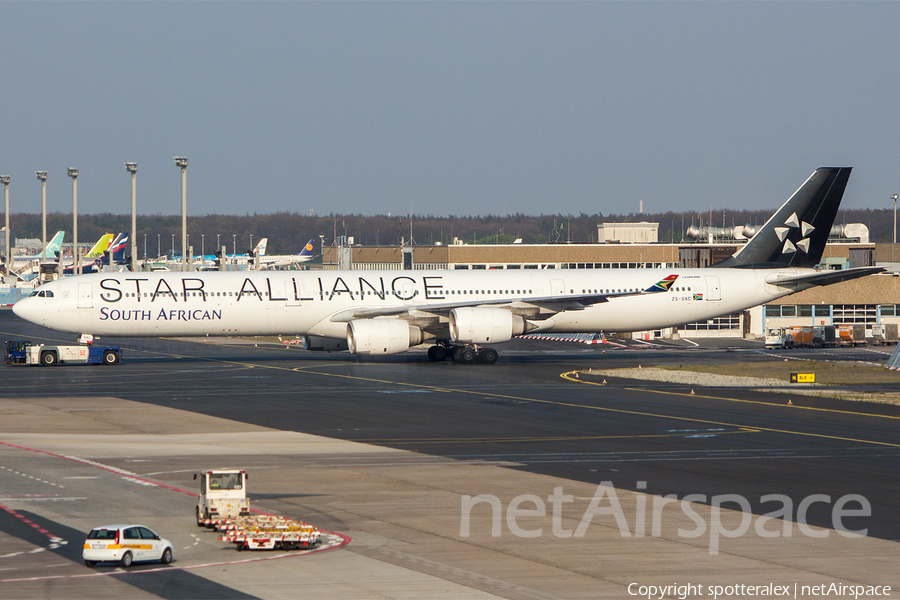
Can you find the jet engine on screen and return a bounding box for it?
[449,308,526,345]
[347,319,424,355]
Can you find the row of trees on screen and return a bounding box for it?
[6,208,894,256]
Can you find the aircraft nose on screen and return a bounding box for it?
[12,298,29,320]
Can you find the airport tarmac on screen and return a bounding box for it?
[1,309,899,599]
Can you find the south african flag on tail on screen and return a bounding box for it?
[644,274,678,293]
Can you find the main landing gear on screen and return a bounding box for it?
[427,344,499,364]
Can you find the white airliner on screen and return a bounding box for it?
[257,239,316,270]
[12,168,882,364]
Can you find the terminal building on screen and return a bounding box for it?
[322,226,900,341]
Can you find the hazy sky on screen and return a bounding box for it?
[2,2,899,217]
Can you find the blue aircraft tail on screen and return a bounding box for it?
[299,239,316,257]
[101,233,129,264]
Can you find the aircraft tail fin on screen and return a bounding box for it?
[299,239,315,257]
[255,238,268,256]
[85,233,114,258]
[101,233,129,264]
[44,231,66,258]
[714,167,851,269]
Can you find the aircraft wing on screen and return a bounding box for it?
[327,274,679,324]
[766,267,885,289]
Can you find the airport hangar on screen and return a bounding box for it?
[322,225,900,342]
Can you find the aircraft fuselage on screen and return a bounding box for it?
[12,268,796,339]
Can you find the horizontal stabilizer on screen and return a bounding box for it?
[767,266,885,289]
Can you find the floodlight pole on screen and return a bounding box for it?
[126,163,138,271]
[36,172,47,261]
[1,175,9,279]
[67,168,79,274]
[174,157,188,270]
[892,194,898,245]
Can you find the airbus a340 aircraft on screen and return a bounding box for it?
[12,168,882,364]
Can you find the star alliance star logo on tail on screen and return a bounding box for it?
[644,274,679,293]
[774,211,815,255]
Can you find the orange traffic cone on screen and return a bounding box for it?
[690,389,695,395]
[788,400,793,405]
[602,379,607,384]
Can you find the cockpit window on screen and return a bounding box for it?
[29,290,54,298]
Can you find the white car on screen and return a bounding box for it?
[82,524,173,568]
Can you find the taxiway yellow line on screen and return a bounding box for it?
[560,370,900,421]
[188,360,900,449]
